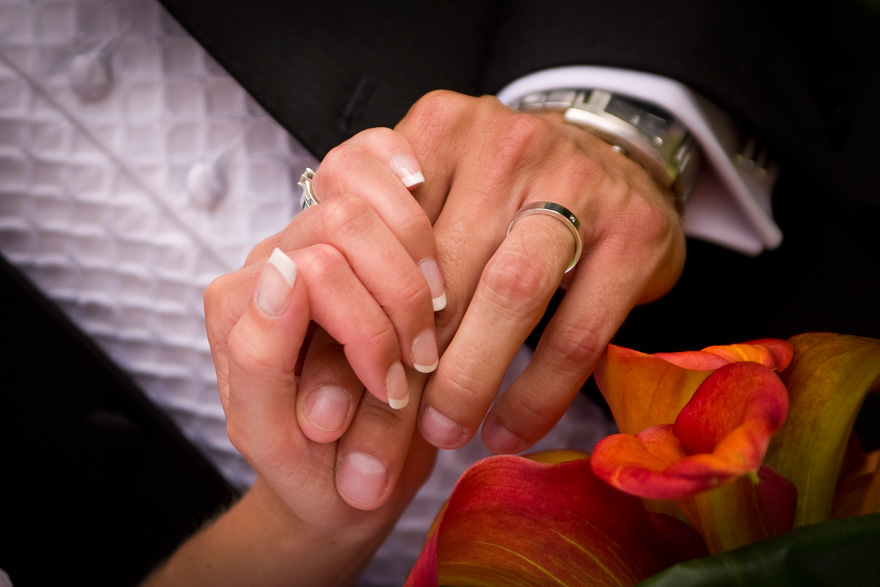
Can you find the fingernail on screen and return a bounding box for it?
[386,361,409,409]
[418,258,447,311]
[419,404,465,448]
[304,386,350,432]
[256,248,297,317]
[389,153,425,188]
[337,452,389,505]
[483,421,526,454]
[411,329,439,373]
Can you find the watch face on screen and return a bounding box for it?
[605,95,673,144]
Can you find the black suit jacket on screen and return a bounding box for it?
[157,0,880,342]
[3,1,878,585]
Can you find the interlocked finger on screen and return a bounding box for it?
[418,203,585,448]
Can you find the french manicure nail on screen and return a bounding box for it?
[304,386,350,432]
[389,153,425,188]
[418,258,447,311]
[386,361,409,409]
[419,404,465,448]
[337,452,389,504]
[256,248,297,317]
[411,329,439,373]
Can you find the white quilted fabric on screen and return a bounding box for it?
[0,2,613,583]
[0,0,312,488]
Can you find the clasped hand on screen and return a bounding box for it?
[204,90,685,531]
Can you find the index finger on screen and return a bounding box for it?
[418,211,576,449]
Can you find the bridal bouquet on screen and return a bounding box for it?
[405,333,880,586]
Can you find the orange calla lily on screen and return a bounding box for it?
[408,334,880,584]
[405,454,708,587]
[591,360,789,500]
[591,342,795,552]
[594,340,792,437]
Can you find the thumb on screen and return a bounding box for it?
[225,248,311,464]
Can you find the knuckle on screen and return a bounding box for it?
[545,323,606,372]
[318,193,375,239]
[481,247,557,314]
[502,110,550,145]
[300,241,344,268]
[489,112,551,166]
[429,368,493,420]
[387,268,432,316]
[625,194,672,239]
[409,89,469,121]
[315,143,368,195]
[393,210,434,249]
[349,314,397,353]
[401,90,472,146]
[603,192,677,259]
[227,325,277,375]
[295,243,346,285]
[505,393,561,440]
[353,397,407,430]
[352,126,397,146]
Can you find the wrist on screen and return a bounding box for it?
[532,110,673,208]
[514,89,701,211]
[246,478,388,584]
[142,478,385,587]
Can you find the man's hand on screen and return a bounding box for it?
[395,91,686,454]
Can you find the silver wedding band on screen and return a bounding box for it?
[299,167,320,210]
[507,201,583,273]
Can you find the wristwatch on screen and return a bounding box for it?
[513,89,701,208]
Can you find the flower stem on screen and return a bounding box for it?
[679,476,771,554]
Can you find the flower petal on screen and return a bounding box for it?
[592,364,788,500]
[654,339,793,371]
[405,454,707,587]
[764,333,880,526]
[596,340,792,437]
[595,345,711,435]
[674,362,788,455]
[833,439,880,518]
[590,426,720,499]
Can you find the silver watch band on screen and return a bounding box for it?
[513,89,701,208]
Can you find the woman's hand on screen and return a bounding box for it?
[143,248,436,586]
[286,90,686,458]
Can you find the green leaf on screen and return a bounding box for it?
[637,513,880,587]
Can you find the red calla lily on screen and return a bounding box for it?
[405,454,707,587]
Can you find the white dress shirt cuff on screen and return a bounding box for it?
[496,66,783,255]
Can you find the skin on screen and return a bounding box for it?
[394,92,684,454]
[142,253,436,585]
[143,90,685,586]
